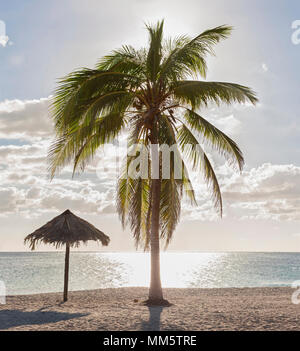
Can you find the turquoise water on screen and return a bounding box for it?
[0,252,300,295]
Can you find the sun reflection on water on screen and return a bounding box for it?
[102,252,226,288]
[2,252,299,295]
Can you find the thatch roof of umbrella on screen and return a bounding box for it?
[24,209,110,250]
[24,209,110,302]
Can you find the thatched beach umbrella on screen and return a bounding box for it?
[24,209,110,302]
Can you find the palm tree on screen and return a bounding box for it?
[49,20,257,305]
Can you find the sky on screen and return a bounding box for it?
[0,0,300,251]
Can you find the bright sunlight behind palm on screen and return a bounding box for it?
[49,20,258,305]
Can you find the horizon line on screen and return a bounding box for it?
[1,250,300,254]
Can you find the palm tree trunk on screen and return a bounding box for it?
[63,243,70,302]
[145,122,170,306]
[149,176,163,302]
[147,132,169,304]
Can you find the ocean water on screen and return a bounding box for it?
[0,252,300,295]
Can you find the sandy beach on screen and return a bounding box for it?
[0,287,300,331]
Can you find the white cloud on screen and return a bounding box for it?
[0,97,53,140]
[0,187,18,212]
[0,96,299,225]
[0,96,119,217]
[0,20,9,47]
[214,114,241,135]
[222,163,300,221]
[179,163,300,222]
[0,135,116,217]
[0,35,9,47]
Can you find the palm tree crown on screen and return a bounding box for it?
[49,20,257,303]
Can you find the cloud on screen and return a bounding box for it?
[0,126,117,217]
[222,163,300,221]
[0,20,9,47]
[213,114,241,135]
[0,96,299,225]
[0,35,9,47]
[0,98,53,140]
[0,163,115,216]
[0,96,119,217]
[178,162,300,222]
[0,187,18,212]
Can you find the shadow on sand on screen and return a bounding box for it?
[0,309,88,330]
[140,306,165,331]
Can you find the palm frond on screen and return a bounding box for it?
[160,25,232,81]
[49,20,258,249]
[160,177,181,247]
[51,70,140,134]
[146,20,164,82]
[48,112,126,178]
[173,81,258,109]
[184,109,244,171]
[177,124,223,215]
[117,151,151,249]
[97,45,146,76]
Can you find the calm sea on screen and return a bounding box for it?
[0,252,299,295]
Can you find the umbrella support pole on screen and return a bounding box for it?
[63,243,70,302]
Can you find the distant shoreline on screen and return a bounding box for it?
[0,287,298,331]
